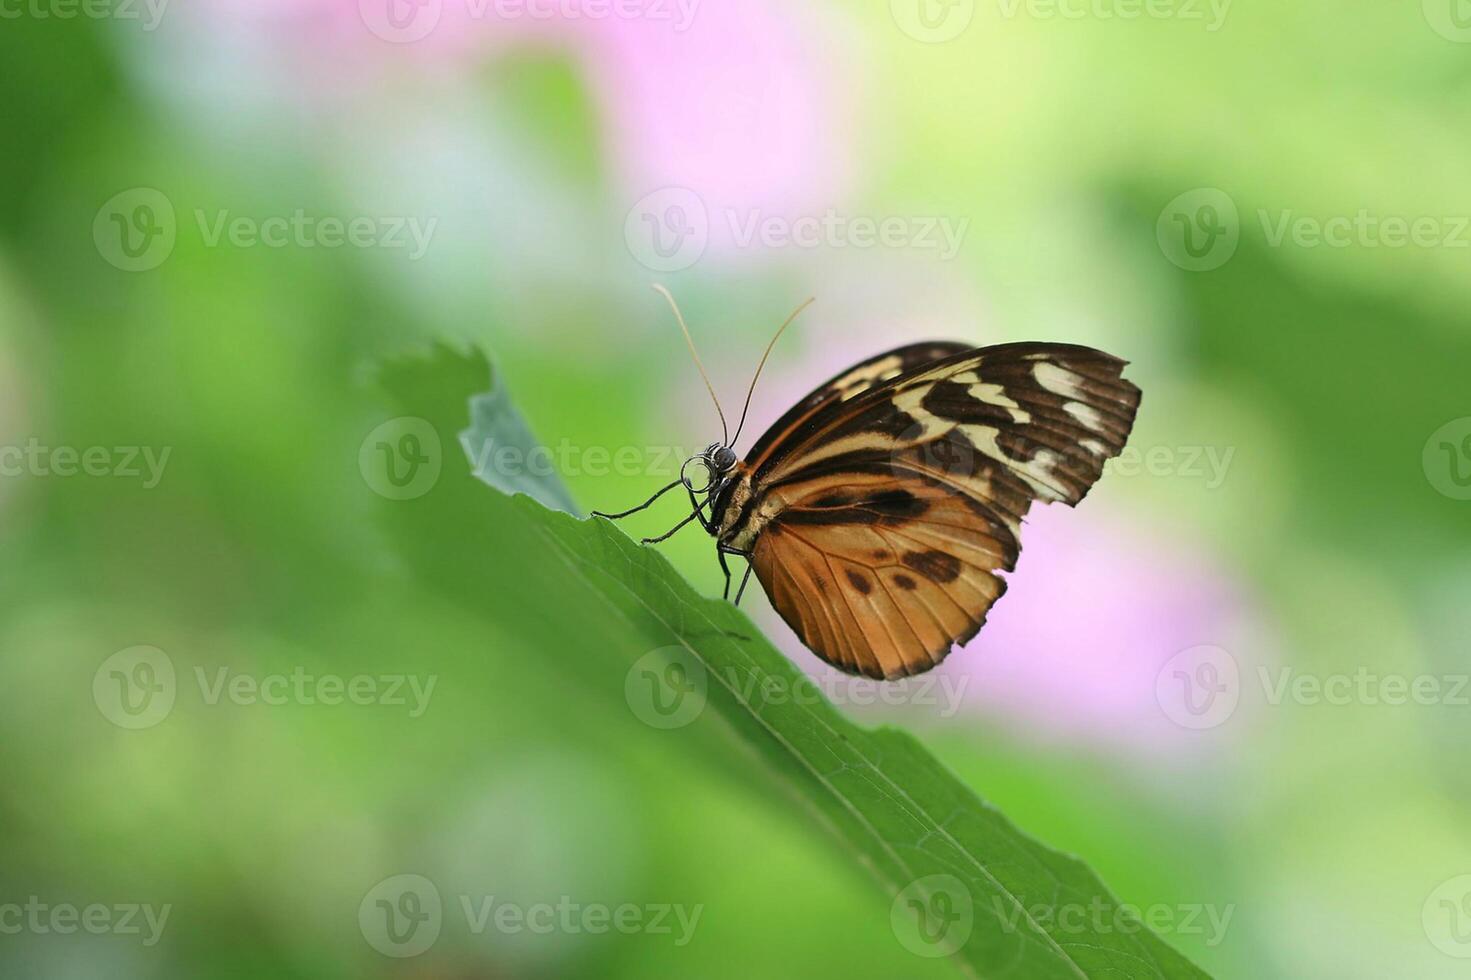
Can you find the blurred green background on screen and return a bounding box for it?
[3,1,1471,977]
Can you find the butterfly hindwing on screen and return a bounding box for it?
[751,474,1011,678]
[734,342,1140,679]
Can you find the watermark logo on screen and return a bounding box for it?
[891,874,973,958]
[624,187,709,273]
[1157,188,1239,272]
[1424,0,1471,42]
[1424,875,1471,958]
[358,0,442,42]
[1155,644,1239,730]
[625,646,708,729]
[93,646,176,730]
[94,188,176,272]
[891,0,975,42]
[1423,417,1471,501]
[360,874,443,957]
[360,417,442,500]
[895,419,978,480]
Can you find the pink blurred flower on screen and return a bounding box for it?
[179,0,854,217]
[949,505,1259,756]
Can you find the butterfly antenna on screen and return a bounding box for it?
[652,284,728,445]
[731,296,815,447]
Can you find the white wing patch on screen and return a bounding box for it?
[968,381,1031,424]
[1033,361,1091,400]
[1063,400,1106,432]
[958,422,1068,503]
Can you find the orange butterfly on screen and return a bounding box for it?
[597,288,1141,680]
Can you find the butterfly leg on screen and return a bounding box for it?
[686,484,717,533]
[734,563,754,605]
[716,544,754,605]
[641,509,700,544]
[717,547,733,600]
[641,496,713,544]
[592,479,682,520]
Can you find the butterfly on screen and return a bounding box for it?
[596,287,1141,680]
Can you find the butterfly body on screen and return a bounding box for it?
[603,333,1141,681]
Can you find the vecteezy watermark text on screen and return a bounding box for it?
[472,439,698,482]
[0,440,170,488]
[94,188,437,272]
[890,0,1228,43]
[193,210,436,259]
[993,896,1235,947]
[1259,210,1470,250]
[1106,444,1234,489]
[1158,188,1471,271]
[0,0,168,29]
[624,646,972,730]
[625,188,969,272]
[195,666,437,716]
[358,0,702,43]
[93,646,438,729]
[996,0,1230,30]
[358,875,702,957]
[1156,644,1471,730]
[1259,666,1468,708]
[0,898,170,946]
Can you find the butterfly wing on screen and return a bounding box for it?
[741,342,1140,679]
[750,476,1013,678]
[742,341,971,468]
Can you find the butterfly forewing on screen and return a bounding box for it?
[728,341,1140,679]
[743,341,971,474]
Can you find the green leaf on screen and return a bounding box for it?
[372,343,1212,980]
[459,360,581,515]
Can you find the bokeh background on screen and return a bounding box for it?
[3,1,1471,977]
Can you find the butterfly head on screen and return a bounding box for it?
[708,443,738,473]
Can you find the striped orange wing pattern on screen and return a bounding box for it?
[735,342,1140,679]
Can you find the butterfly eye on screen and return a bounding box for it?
[712,446,737,471]
[680,454,717,493]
